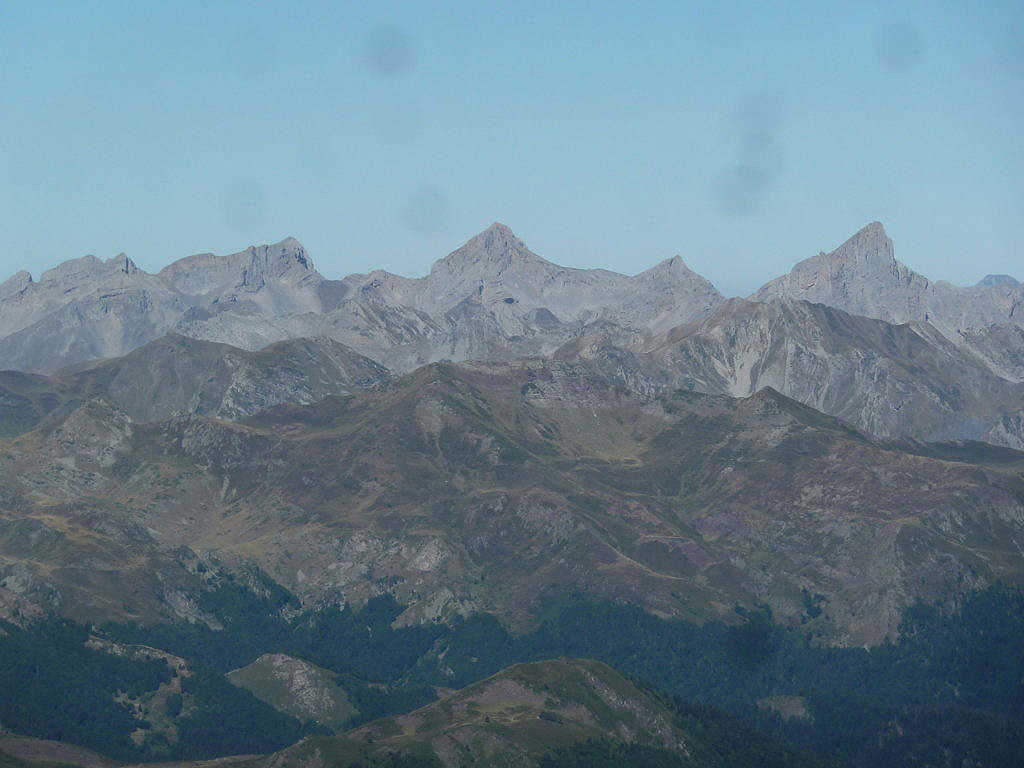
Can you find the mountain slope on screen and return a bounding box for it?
[2,359,1022,644]
[602,297,1024,447]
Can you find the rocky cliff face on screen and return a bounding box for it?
[0,239,328,374]
[607,298,1024,447]
[0,225,725,376]
[750,222,1024,380]
[0,223,1019,448]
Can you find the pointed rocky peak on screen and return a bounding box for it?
[828,221,894,268]
[106,253,139,275]
[640,254,722,292]
[431,222,549,279]
[749,221,923,310]
[646,254,690,275]
[0,270,34,298]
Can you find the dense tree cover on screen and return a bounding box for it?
[425,586,1024,768]
[334,672,438,726]
[658,696,838,768]
[106,590,441,681]
[0,618,168,759]
[292,595,444,683]
[538,738,692,767]
[7,576,1021,766]
[0,616,316,761]
[536,728,832,768]
[346,753,443,768]
[104,578,296,671]
[168,666,316,759]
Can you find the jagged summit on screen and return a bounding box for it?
[38,252,143,284]
[0,221,1020,386]
[752,221,901,297]
[749,220,1023,350]
[830,220,894,265]
[642,254,700,278]
[158,237,314,286]
[0,270,33,296]
[749,220,926,325]
[431,222,548,278]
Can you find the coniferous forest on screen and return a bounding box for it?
[2,581,1022,766]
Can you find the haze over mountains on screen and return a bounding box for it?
[1,222,1023,767]
[0,222,1020,447]
[0,221,1021,641]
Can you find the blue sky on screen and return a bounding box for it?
[0,0,1020,296]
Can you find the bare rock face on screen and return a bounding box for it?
[0,240,327,374]
[0,226,724,375]
[631,298,1024,447]
[751,222,1024,380]
[324,223,724,371]
[157,238,323,316]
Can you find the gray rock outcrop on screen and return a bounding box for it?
[751,222,1023,380]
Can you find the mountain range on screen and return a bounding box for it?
[0,222,1020,449]
[0,222,1022,767]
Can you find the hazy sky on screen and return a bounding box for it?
[0,1,1020,297]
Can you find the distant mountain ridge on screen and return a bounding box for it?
[0,221,1020,448]
[1,224,1022,768]
[750,222,1024,377]
[0,224,724,375]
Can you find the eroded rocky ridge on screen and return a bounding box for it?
[0,225,723,375]
[1,221,1019,451]
[751,222,1024,380]
[561,298,1024,447]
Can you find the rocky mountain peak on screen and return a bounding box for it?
[242,237,313,271]
[270,237,311,269]
[829,220,895,269]
[234,238,316,288]
[748,221,929,323]
[0,270,33,298]
[642,254,709,283]
[111,253,139,275]
[158,237,317,298]
[432,222,544,279]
